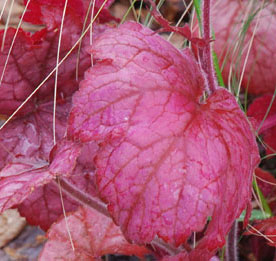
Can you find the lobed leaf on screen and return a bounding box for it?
[0,101,79,220]
[68,21,260,256]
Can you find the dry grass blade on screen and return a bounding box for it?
[53,0,69,145]
[1,0,15,52]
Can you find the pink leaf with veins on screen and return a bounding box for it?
[68,22,260,255]
[40,206,149,260]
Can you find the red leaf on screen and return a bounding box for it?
[18,181,79,231]
[68,22,260,255]
[245,217,276,247]
[24,0,87,29]
[49,139,82,177]
[247,94,276,155]
[40,206,149,260]
[0,102,69,170]
[0,27,91,117]
[1,0,114,117]
[23,0,118,29]
[197,0,276,95]
[17,140,99,230]
[161,252,189,261]
[255,168,276,198]
[0,101,72,225]
[0,159,52,212]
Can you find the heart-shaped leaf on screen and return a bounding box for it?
[68,22,260,256]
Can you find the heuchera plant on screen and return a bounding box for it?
[0,0,261,260]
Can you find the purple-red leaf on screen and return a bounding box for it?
[40,206,149,260]
[0,101,71,226]
[247,94,276,155]
[17,140,99,230]
[0,27,90,117]
[0,159,52,212]
[18,181,79,231]
[245,216,276,247]
[23,0,117,29]
[0,101,69,170]
[68,21,260,256]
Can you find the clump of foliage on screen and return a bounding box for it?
[0,0,275,260]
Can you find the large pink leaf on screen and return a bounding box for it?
[40,206,149,260]
[68,21,260,255]
[195,0,276,95]
[68,21,205,141]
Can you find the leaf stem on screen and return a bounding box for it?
[202,0,217,94]
[225,221,238,261]
[54,177,110,217]
[55,177,179,257]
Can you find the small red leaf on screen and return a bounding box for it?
[17,140,99,230]
[247,94,276,155]
[23,0,118,29]
[40,206,149,260]
[0,27,90,117]
[245,217,276,247]
[49,139,82,177]
[68,22,260,256]
[0,101,69,170]
[0,102,72,228]
[0,159,52,212]
[18,181,79,231]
